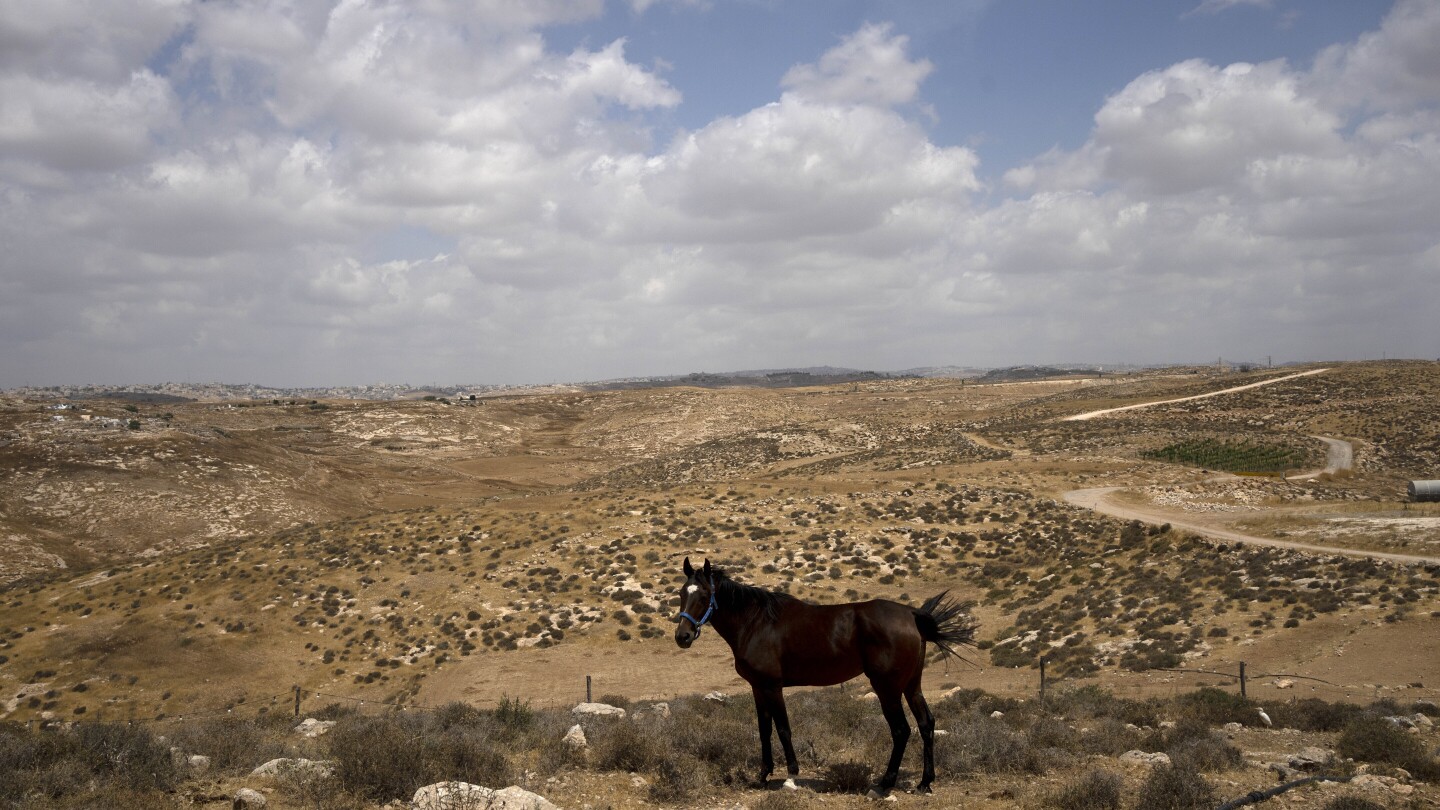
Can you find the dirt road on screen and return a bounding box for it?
[1062,367,1331,421]
[1288,435,1353,480]
[1063,476,1440,566]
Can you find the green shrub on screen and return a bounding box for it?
[492,696,534,737]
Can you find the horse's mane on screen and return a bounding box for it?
[711,566,798,623]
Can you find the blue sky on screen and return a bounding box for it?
[0,0,1435,387]
[553,1,1393,182]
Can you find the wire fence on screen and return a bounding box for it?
[16,657,1436,734]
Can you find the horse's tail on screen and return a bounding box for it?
[914,590,978,662]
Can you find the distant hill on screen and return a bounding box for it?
[979,365,1098,382]
[588,368,902,390]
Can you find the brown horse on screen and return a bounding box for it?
[674,557,976,794]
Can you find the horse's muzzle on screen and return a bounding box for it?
[674,625,696,648]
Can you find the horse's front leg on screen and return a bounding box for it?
[751,685,774,786]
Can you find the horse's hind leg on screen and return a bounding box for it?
[874,687,911,792]
[765,686,801,785]
[904,680,937,793]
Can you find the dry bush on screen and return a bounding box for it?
[752,790,808,810]
[824,759,874,794]
[1043,768,1123,810]
[1132,761,1215,810]
[327,712,513,802]
[0,720,181,807]
[647,752,709,803]
[166,713,296,774]
[934,714,1064,776]
[588,716,666,774]
[1162,719,1242,773]
[1049,685,1161,728]
[1320,797,1387,810]
[1172,687,1254,727]
[1336,714,1440,781]
[1078,718,1144,756]
[1258,697,1365,732]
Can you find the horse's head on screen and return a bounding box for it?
[675,556,717,649]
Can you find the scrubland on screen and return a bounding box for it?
[1,360,1438,807]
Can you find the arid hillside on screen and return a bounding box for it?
[1,361,1438,808]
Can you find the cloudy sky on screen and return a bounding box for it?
[2,0,1436,388]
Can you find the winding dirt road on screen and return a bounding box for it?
[1062,435,1440,565]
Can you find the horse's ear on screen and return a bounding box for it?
[683,557,695,577]
[703,558,712,577]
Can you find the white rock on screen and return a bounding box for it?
[1272,678,1295,689]
[233,788,268,809]
[250,758,337,779]
[188,754,211,776]
[563,724,587,749]
[989,710,1005,720]
[571,702,625,719]
[294,718,336,738]
[487,787,560,810]
[703,691,729,703]
[411,781,492,810]
[1289,747,1333,770]
[1120,750,1171,767]
[1222,722,1243,733]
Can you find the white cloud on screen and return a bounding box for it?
[1074,59,1341,196]
[0,2,1436,386]
[781,23,933,107]
[0,70,176,173]
[1186,0,1272,16]
[1310,0,1440,111]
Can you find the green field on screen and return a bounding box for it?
[1142,438,1312,474]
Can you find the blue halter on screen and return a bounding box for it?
[679,576,718,636]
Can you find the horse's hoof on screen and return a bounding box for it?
[916,783,933,794]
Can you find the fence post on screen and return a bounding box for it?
[1039,657,1047,708]
[1239,662,1247,699]
[586,675,592,704]
[293,685,302,718]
